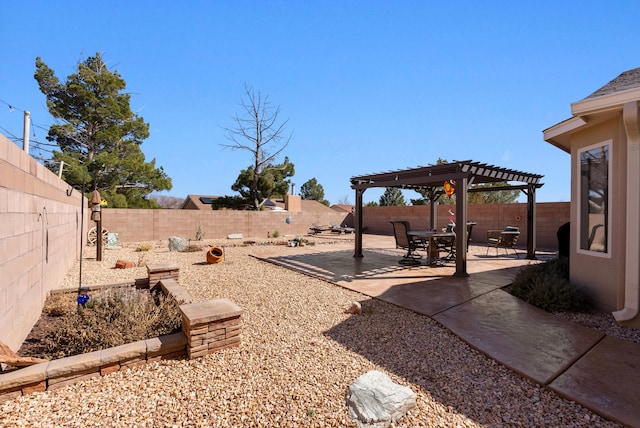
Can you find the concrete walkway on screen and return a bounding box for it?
[257,235,640,427]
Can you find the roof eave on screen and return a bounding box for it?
[572,87,640,116]
[542,116,588,153]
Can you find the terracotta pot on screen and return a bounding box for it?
[206,246,224,264]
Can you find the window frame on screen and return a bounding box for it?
[576,140,612,258]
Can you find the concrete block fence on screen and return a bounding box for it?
[100,202,569,250]
[0,134,86,351]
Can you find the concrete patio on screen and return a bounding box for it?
[257,234,640,428]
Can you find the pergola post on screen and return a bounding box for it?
[354,188,364,258]
[526,184,537,260]
[454,177,468,277]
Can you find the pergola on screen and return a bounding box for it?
[350,160,544,277]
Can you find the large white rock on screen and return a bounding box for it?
[346,370,416,428]
[168,236,187,252]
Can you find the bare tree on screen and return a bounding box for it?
[221,84,292,209]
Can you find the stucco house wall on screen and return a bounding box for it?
[568,117,627,311]
[544,67,640,326]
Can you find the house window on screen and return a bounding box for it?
[578,142,610,254]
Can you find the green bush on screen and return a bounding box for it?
[38,288,182,359]
[510,257,591,312]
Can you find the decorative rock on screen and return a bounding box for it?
[227,233,243,239]
[114,259,134,269]
[106,232,119,247]
[168,236,188,252]
[346,370,416,428]
[346,301,362,315]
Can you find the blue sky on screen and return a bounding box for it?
[1,1,638,205]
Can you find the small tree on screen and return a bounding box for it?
[300,178,329,206]
[222,84,293,210]
[34,53,171,207]
[379,187,406,206]
[231,157,294,208]
[467,182,520,204]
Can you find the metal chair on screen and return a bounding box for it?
[437,223,456,260]
[486,226,520,258]
[390,221,425,265]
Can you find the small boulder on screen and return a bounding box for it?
[346,301,362,315]
[168,236,188,252]
[346,370,416,428]
[115,259,134,269]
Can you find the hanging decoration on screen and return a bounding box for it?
[443,180,455,198]
[443,180,456,225]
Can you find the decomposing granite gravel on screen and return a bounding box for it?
[0,237,628,427]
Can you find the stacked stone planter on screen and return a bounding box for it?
[180,299,243,359]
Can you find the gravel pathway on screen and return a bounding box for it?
[0,238,625,427]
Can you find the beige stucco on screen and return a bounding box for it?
[568,117,626,311]
[544,80,640,328]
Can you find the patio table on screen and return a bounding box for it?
[408,231,456,265]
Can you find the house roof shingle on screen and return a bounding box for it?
[585,67,640,99]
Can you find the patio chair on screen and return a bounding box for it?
[390,221,426,265]
[466,221,476,251]
[486,226,520,258]
[436,223,456,260]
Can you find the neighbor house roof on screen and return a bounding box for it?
[181,195,221,210]
[330,204,354,213]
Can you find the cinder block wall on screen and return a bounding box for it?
[361,202,569,250]
[102,209,350,242]
[0,134,85,350]
[102,202,569,250]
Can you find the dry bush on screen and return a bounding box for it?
[37,287,182,360]
[134,243,152,252]
[43,293,76,317]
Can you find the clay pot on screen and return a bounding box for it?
[206,247,224,264]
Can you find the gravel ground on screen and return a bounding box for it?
[0,238,629,427]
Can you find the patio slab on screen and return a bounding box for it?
[549,335,640,428]
[433,290,604,385]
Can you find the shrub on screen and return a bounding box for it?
[135,243,152,252]
[38,288,182,359]
[272,230,280,238]
[510,257,591,312]
[195,223,205,241]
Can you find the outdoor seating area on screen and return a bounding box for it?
[389,221,483,267]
